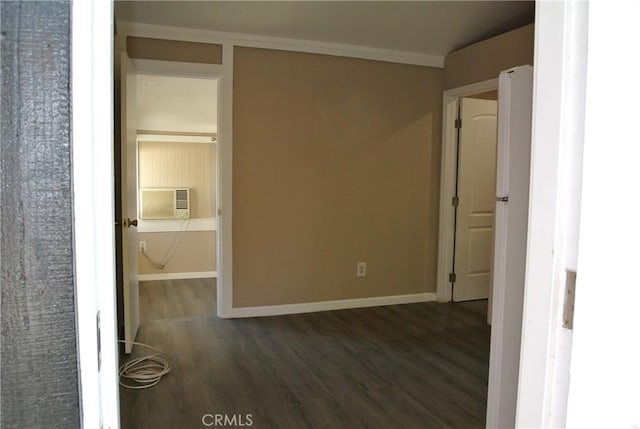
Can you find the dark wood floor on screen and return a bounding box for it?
[138,278,217,322]
[120,279,490,429]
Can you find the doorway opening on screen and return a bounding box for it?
[436,79,499,304]
[437,68,534,428]
[117,54,223,355]
[450,94,498,303]
[135,74,219,324]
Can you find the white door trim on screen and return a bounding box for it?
[436,79,498,303]
[118,22,234,318]
[71,0,119,427]
[515,1,588,427]
[125,57,231,319]
[217,42,234,318]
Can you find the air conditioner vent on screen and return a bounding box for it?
[176,189,189,210]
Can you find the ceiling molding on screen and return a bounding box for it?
[117,21,445,68]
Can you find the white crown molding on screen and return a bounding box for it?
[117,21,445,68]
[138,271,217,281]
[138,217,217,233]
[230,292,437,318]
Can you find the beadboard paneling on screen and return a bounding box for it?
[138,141,216,218]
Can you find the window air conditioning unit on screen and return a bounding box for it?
[139,188,190,220]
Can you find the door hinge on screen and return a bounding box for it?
[449,272,457,283]
[454,118,462,129]
[451,196,459,207]
[562,270,577,330]
[217,208,222,216]
[96,311,102,371]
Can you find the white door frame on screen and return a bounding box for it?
[436,79,498,303]
[116,51,233,318]
[126,58,226,317]
[115,25,236,320]
[515,2,588,427]
[71,1,120,427]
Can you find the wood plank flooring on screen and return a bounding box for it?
[120,279,490,429]
[138,279,217,322]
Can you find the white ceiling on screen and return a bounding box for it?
[136,74,217,133]
[115,1,535,57]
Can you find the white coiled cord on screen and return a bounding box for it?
[140,218,191,270]
[118,340,172,389]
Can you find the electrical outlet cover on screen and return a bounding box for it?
[356,262,367,277]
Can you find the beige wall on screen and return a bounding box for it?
[233,47,443,307]
[137,141,217,275]
[443,23,534,89]
[127,36,223,64]
[469,90,498,101]
[138,231,216,275]
[138,141,216,218]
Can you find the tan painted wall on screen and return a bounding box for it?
[138,231,216,274]
[127,36,223,64]
[469,90,498,101]
[444,23,534,89]
[138,141,216,218]
[233,47,443,307]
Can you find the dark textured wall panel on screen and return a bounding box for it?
[1,2,80,428]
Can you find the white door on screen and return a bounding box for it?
[486,66,534,429]
[121,52,139,354]
[452,98,498,302]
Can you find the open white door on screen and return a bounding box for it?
[452,98,497,302]
[486,66,533,428]
[121,52,140,354]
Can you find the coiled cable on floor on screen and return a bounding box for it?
[118,340,172,389]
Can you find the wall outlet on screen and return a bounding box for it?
[356,262,367,277]
[139,241,147,252]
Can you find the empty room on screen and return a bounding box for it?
[8,1,640,428]
[113,2,534,428]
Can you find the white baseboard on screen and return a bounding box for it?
[138,271,217,281]
[230,292,437,318]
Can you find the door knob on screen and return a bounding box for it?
[121,218,138,228]
[496,196,509,203]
